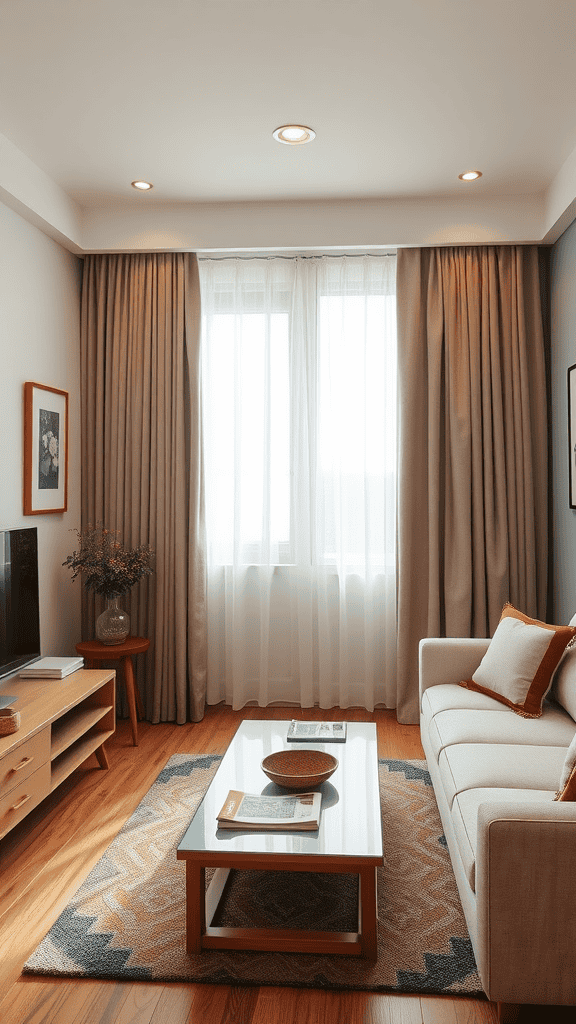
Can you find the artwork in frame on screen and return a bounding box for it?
[569,364,576,510]
[23,382,69,515]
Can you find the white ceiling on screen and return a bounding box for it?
[1,0,576,251]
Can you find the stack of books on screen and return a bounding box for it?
[20,657,84,680]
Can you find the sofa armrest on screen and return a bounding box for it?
[476,801,576,1005]
[419,637,490,698]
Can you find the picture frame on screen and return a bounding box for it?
[569,365,576,510]
[23,382,69,515]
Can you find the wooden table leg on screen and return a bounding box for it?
[205,868,233,926]
[185,862,206,954]
[358,866,378,960]
[134,678,145,719]
[121,655,139,746]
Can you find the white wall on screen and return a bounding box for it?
[0,130,83,254]
[0,200,82,660]
[81,194,545,254]
[551,217,576,624]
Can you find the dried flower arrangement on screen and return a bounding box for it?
[63,525,154,598]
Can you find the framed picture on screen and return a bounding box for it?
[569,365,576,510]
[23,382,69,515]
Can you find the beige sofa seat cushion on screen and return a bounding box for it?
[427,705,576,763]
[437,743,567,808]
[451,787,556,893]
[421,683,511,722]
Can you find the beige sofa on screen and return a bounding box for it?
[419,634,576,1015]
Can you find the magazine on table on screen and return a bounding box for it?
[217,789,321,830]
[286,720,347,742]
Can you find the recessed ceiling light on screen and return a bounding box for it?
[131,180,153,190]
[273,125,316,145]
[458,170,482,181]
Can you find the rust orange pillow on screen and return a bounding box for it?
[459,604,576,718]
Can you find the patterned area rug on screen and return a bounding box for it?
[24,754,483,995]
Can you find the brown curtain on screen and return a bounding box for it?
[80,252,206,723]
[396,246,548,723]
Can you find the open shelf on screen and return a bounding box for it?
[50,727,115,792]
[51,704,114,761]
[0,669,115,838]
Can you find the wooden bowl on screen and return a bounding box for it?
[261,749,338,790]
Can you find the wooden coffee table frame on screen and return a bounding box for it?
[178,848,380,960]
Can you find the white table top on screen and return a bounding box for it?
[178,719,383,862]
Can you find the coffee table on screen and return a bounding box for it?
[177,720,383,959]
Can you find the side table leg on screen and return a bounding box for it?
[185,862,206,954]
[359,866,378,960]
[121,655,139,746]
[134,679,145,720]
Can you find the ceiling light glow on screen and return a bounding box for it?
[458,170,482,181]
[273,125,316,145]
[131,180,153,190]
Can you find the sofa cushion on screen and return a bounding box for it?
[426,705,576,763]
[459,604,576,718]
[437,743,568,808]
[421,682,512,722]
[451,788,556,892]
[556,732,576,801]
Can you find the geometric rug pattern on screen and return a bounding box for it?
[24,754,483,996]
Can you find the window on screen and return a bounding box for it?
[201,255,396,571]
[202,268,292,563]
[199,254,397,710]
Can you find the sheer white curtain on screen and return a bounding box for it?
[200,254,397,710]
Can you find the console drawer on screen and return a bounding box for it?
[0,727,50,797]
[0,760,51,839]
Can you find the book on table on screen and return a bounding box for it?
[217,789,321,830]
[286,720,347,742]
[19,657,84,679]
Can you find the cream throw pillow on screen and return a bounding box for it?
[459,604,576,718]
[555,732,576,801]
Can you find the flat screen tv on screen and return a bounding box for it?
[0,526,41,682]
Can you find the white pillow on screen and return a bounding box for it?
[472,616,553,705]
[459,604,576,718]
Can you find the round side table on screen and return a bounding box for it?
[75,636,149,746]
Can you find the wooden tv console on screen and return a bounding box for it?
[0,669,115,840]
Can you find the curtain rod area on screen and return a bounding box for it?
[198,251,397,262]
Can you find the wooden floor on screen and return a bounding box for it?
[0,704,565,1023]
